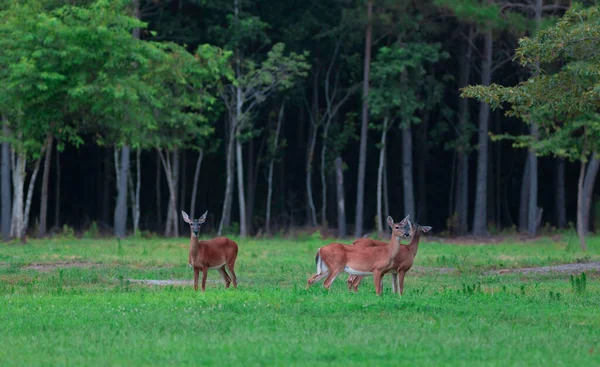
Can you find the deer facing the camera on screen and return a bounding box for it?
[182,210,239,292]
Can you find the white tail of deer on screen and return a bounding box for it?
[306,215,411,295]
[182,210,239,292]
[348,221,431,294]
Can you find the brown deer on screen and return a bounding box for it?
[347,221,431,295]
[182,210,239,292]
[306,215,411,295]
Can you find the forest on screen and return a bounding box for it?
[1,0,599,248]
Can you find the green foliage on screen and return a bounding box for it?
[570,272,587,294]
[369,42,448,129]
[462,5,600,162]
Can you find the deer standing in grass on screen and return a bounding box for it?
[347,221,431,295]
[182,210,239,292]
[306,215,411,295]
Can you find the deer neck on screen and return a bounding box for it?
[189,235,200,257]
[389,235,402,260]
[407,230,422,258]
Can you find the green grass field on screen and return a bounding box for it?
[1,233,600,366]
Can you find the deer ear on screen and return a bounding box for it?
[387,216,394,228]
[198,210,208,224]
[399,214,410,225]
[420,226,432,233]
[181,211,191,223]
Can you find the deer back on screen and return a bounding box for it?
[190,236,238,269]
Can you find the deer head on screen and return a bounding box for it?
[387,215,411,238]
[182,210,208,237]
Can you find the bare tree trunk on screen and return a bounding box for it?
[354,0,373,238]
[266,103,284,234]
[179,150,187,220]
[218,127,235,235]
[527,124,539,235]
[454,27,473,235]
[114,146,130,238]
[555,158,566,228]
[236,139,247,237]
[383,152,389,221]
[54,146,60,229]
[128,148,141,235]
[38,135,53,237]
[472,30,492,236]
[320,121,332,227]
[577,161,587,251]
[417,113,430,224]
[246,137,255,233]
[23,145,46,240]
[10,150,25,240]
[376,117,389,234]
[172,149,180,237]
[1,121,11,240]
[156,150,162,229]
[189,149,204,219]
[402,126,415,219]
[335,157,346,238]
[158,148,179,237]
[519,154,530,232]
[306,122,318,227]
[582,154,600,234]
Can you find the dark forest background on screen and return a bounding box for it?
[2,0,597,241]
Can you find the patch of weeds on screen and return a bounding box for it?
[548,291,562,301]
[117,238,124,257]
[570,272,587,294]
[461,282,482,295]
[56,268,64,294]
[82,222,99,239]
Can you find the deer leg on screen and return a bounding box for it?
[391,272,398,294]
[398,271,406,295]
[201,268,208,292]
[323,267,343,290]
[193,268,199,292]
[347,275,356,291]
[373,271,383,296]
[227,258,238,289]
[218,266,232,288]
[352,275,365,292]
[307,271,328,288]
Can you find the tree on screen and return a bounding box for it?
[354,0,373,238]
[462,4,600,250]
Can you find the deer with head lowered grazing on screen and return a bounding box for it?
[347,220,431,295]
[306,215,411,295]
[182,210,239,292]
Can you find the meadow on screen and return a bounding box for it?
[1,232,599,366]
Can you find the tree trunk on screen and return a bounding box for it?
[383,152,389,222]
[266,103,284,234]
[454,26,473,235]
[335,157,346,238]
[114,146,130,238]
[236,138,247,237]
[354,0,373,238]
[320,121,332,227]
[54,146,60,229]
[158,148,179,237]
[402,125,415,219]
[39,135,53,237]
[23,146,46,241]
[189,149,204,219]
[472,30,492,236]
[1,121,11,240]
[246,137,255,233]
[179,150,187,220]
[519,154,530,232]
[582,154,600,234]
[306,122,318,227]
[10,150,25,240]
[376,117,389,234]
[218,126,235,235]
[577,161,587,251]
[155,150,162,229]
[555,158,566,228]
[417,113,430,224]
[527,124,539,235]
[129,148,141,236]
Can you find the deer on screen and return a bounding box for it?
[181,210,239,292]
[306,215,411,295]
[347,220,432,295]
